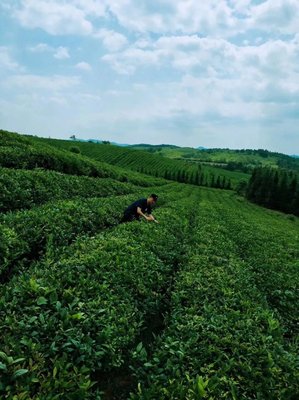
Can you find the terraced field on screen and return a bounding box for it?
[131,189,299,399]
[32,135,248,189]
[0,131,298,399]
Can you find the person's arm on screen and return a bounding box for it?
[137,207,153,221]
[147,205,158,223]
[137,207,158,223]
[148,214,159,223]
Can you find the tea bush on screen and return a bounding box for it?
[130,190,299,400]
[0,130,166,188]
[0,168,140,212]
[208,190,299,338]
[0,183,189,280]
[0,138,298,400]
[0,187,199,398]
[0,193,145,279]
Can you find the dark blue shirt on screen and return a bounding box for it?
[124,198,152,219]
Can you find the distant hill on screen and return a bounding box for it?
[0,129,298,400]
[129,145,299,172]
[130,143,180,149]
[30,135,249,189]
[69,138,130,146]
[0,129,166,188]
[68,139,298,172]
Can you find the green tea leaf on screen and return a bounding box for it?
[0,362,7,371]
[13,369,29,379]
[37,296,47,305]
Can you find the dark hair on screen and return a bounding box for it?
[150,194,158,201]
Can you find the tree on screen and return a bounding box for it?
[177,169,182,183]
[246,166,299,215]
[226,179,232,190]
[199,173,205,186]
[69,146,80,154]
[291,188,299,216]
[210,174,215,188]
[236,180,247,196]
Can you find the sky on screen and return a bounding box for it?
[0,0,298,153]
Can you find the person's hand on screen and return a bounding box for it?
[147,215,155,221]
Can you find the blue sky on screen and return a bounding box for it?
[0,0,298,153]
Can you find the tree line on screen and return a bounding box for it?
[137,165,232,189]
[246,167,299,216]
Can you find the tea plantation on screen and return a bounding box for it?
[0,131,298,399]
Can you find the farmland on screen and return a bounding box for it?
[0,131,298,399]
[129,145,299,172]
[31,135,249,189]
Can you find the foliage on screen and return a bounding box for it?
[0,187,196,398]
[130,189,299,399]
[69,146,81,154]
[135,145,299,172]
[246,166,299,216]
[0,167,139,212]
[210,190,299,337]
[0,129,298,399]
[0,193,149,280]
[0,183,189,281]
[235,179,248,195]
[31,134,241,189]
[0,130,166,188]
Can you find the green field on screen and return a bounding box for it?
[129,145,299,171]
[0,131,298,399]
[30,135,249,189]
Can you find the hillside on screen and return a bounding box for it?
[0,130,166,188]
[29,135,249,189]
[130,144,299,172]
[246,166,299,216]
[0,130,298,399]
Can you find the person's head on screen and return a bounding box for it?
[148,194,158,205]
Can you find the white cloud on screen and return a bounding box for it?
[101,33,299,127]
[102,35,232,74]
[29,43,70,60]
[75,61,92,71]
[2,1,299,152]
[0,47,21,71]
[106,0,238,35]
[73,0,106,17]
[103,34,299,88]
[80,93,101,102]
[104,0,299,38]
[54,46,70,59]
[249,0,299,35]
[7,1,299,39]
[29,43,52,52]
[103,35,225,73]
[2,0,245,37]
[102,46,162,74]
[5,74,80,91]
[95,29,128,52]
[228,0,251,14]
[14,0,93,35]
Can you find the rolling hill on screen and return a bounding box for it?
[28,135,249,189]
[129,144,299,172]
[0,129,298,399]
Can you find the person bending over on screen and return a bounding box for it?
[122,194,158,223]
